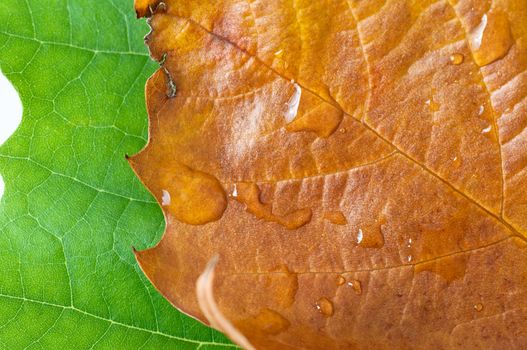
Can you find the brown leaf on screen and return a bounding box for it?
[129,0,527,348]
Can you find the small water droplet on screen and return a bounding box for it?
[357,228,363,244]
[336,275,346,286]
[407,238,412,248]
[482,125,492,134]
[324,211,347,225]
[450,53,464,65]
[230,184,238,198]
[478,105,485,115]
[425,97,440,112]
[284,81,302,123]
[274,49,284,58]
[407,255,413,262]
[339,128,346,133]
[347,280,362,295]
[452,155,462,168]
[315,297,334,317]
[474,303,483,312]
[161,189,171,206]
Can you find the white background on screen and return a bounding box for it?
[0,69,23,199]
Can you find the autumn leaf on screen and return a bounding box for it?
[0,0,235,348]
[131,0,527,349]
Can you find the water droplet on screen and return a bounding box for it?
[285,97,343,138]
[356,219,386,248]
[471,14,488,50]
[470,9,513,66]
[324,211,348,225]
[347,280,362,295]
[336,275,346,286]
[242,308,290,335]
[415,255,468,284]
[449,53,464,65]
[407,255,413,262]
[157,165,227,225]
[407,238,413,248]
[356,228,364,244]
[315,297,334,317]
[478,105,485,115]
[474,303,483,312]
[234,182,312,229]
[425,94,440,112]
[482,125,492,134]
[161,189,171,206]
[269,265,299,308]
[452,155,462,168]
[229,184,238,198]
[284,81,302,123]
[339,128,346,133]
[274,49,284,59]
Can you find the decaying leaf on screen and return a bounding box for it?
[130,0,527,348]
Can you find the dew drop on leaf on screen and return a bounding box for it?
[324,211,348,225]
[449,53,464,65]
[234,182,312,229]
[347,280,362,295]
[315,297,334,317]
[336,275,346,286]
[470,9,513,66]
[284,81,302,123]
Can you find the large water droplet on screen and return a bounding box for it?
[470,9,513,66]
[285,99,343,138]
[158,165,227,225]
[356,220,386,248]
[234,182,312,229]
[245,308,290,335]
[415,255,467,284]
[0,70,22,146]
[315,297,334,317]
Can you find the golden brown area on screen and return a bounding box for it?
[130,0,527,348]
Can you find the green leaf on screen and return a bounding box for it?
[0,0,234,348]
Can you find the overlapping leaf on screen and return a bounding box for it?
[131,0,527,349]
[0,0,234,348]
